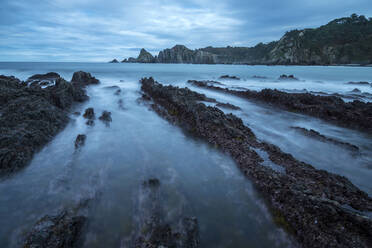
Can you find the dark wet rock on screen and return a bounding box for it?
[188,80,225,87]
[292,127,359,152]
[109,59,119,63]
[115,89,121,95]
[0,74,91,174]
[219,75,240,80]
[187,80,372,133]
[74,134,86,149]
[141,77,372,248]
[73,112,81,116]
[98,111,112,122]
[83,108,95,120]
[23,211,86,248]
[351,88,361,93]
[118,99,125,110]
[215,102,241,110]
[346,81,370,85]
[143,178,160,188]
[71,71,99,86]
[279,74,299,80]
[134,178,200,248]
[26,72,61,88]
[104,85,120,90]
[86,120,94,126]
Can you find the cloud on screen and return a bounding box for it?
[0,0,371,61]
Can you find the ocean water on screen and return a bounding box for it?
[0,62,371,247]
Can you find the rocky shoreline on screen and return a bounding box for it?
[187,80,372,133]
[0,71,99,175]
[140,77,372,248]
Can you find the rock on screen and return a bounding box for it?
[156,45,217,64]
[219,75,240,80]
[98,111,112,122]
[278,74,299,80]
[109,59,119,63]
[252,75,268,79]
[71,71,99,86]
[134,178,200,248]
[83,108,95,119]
[86,120,94,126]
[26,72,61,88]
[73,112,81,116]
[141,77,372,248]
[0,74,91,174]
[74,134,86,149]
[351,88,361,93]
[216,102,241,110]
[23,211,86,248]
[114,89,121,95]
[291,127,359,152]
[118,99,124,110]
[347,81,370,85]
[187,80,372,133]
[137,48,155,63]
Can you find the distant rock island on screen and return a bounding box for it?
[115,14,372,65]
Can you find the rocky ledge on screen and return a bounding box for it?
[0,71,99,174]
[23,211,86,248]
[141,77,372,248]
[187,80,372,133]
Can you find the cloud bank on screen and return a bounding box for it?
[0,0,371,61]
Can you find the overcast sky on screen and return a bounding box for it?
[0,0,371,62]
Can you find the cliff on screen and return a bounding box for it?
[118,14,372,65]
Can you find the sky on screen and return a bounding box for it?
[0,0,371,62]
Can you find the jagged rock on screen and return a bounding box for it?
[219,75,240,80]
[74,134,86,149]
[136,48,155,63]
[351,88,362,93]
[71,71,99,86]
[83,108,95,120]
[23,211,86,248]
[187,80,372,133]
[141,77,372,248]
[26,72,61,88]
[98,111,112,122]
[0,74,91,174]
[347,81,370,85]
[279,74,299,80]
[156,45,217,64]
[215,102,241,110]
[109,59,119,63]
[292,127,359,152]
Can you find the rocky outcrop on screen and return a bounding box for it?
[215,102,241,110]
[23,211,86,248]
[74,134,87,149]
[109,59,119,63]
[137,48,155,63]
[0,72,96,174]
[134,178,200,248]
[291,127,359,152]
[98,111,112,123]
[119,14,372,65]
[278,74,299,80]
[187,80,372,133]
[219,75,240,80]
[71,71,99,86]
[141,77,372,248]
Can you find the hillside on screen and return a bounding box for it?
[119,14,372,65]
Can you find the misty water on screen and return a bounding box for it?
[0,62,371,247]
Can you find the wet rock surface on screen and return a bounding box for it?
[215,102,241,110]
[26,72,61,88]
[98,111,112,123]
[346,81,370,85]
[83,108,95,120]
[71,71,99,86]
[133,178,200,248]
[0,73,93,174]
[23,211,86,248]
[279,74,299,80]
[141,77,372,248]
[74,134,87,149]
[219,75,240,80]
[187,79,372,133]
[291,127,359,152]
